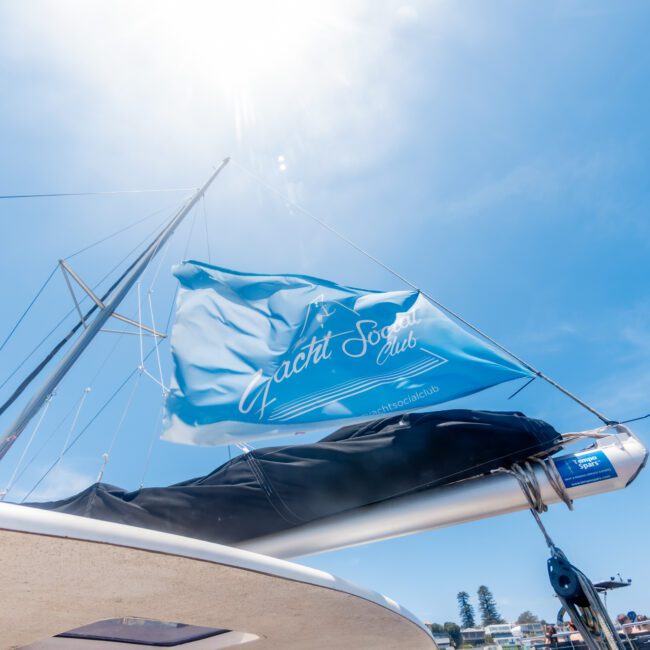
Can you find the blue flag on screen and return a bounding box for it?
[162,262,532,445]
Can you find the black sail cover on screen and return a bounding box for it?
[30,410,561,545]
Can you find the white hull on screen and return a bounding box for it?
[0,502,434,650]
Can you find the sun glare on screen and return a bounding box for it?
[150,2,346,96]
[120,0,360,143]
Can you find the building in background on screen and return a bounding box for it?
[484,624,518,647]
[512,623,544,641]
[461,628,486,647]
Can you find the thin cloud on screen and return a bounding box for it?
[15,463,95,503]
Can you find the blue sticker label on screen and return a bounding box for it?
[555,450,618,488]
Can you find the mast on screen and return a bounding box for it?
[0,158,230,462]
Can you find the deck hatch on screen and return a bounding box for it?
[57,617,228,646]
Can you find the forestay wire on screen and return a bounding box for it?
[231,159,613,426]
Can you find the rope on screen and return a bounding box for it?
[504,465,556,548]
[532,456,574,510]
[493,455,577,549]
[495,457,573,514]
[0,266,58,354]
[561,424,615,440]
[0,188,197,200]
[231,158,613,426]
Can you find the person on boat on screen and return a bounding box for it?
[616,614,637,636]
[635,615,650,632]
[544,624,558,648]
[567,621,582,643]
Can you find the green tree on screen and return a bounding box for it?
[477,585,505,626]
[516,611,540,624]
[428,622,462,647]
[444,622,462,648]
[457,591,476,629]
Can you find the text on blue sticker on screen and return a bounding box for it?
[555,449,618,488]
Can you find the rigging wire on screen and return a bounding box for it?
[137,283,145,374]
[23,204,199,497]
[158,203,199,338]
[202,195,213,264]
[0,249,148,417]
[1,394,54,499]
[0,200,186,415]
[619,413,650,425]
[0,210,174,394]
[0,265,58,354]
[21,347,157,502]
[7,334,125,491]
[148,291,167,394]
[164,286,179,334]
[139,407,164,489]
[137,203,202,485]
[231,158,613,426]
[55,387,91,470]
[149,238,172,290]
[5,181,213,497]
[97,371,143,483]
[0,188,197,200]
[2,162,228,465]
[183,209,198,259]
[136,284,165,391]
[64,200,184,260]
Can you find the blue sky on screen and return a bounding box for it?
[1,0,649,625]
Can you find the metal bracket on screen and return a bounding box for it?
[59,260,166,339]
[111,312,165,338]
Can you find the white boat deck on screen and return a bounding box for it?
[0,502,435,650]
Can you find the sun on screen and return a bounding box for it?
[146,1,350,96]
